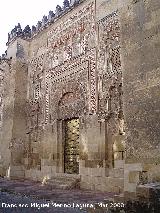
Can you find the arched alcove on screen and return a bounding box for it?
[57,91,83,120]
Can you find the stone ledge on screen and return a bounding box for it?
[136,182,160,201]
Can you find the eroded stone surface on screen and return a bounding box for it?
[0,0,160,198]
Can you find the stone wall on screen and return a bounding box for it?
[120,0,160,195]
[0,59,13,176]
[22,0,125,192]
[1,0,159,195]
[0,0,125,192]
[0,38,30,178]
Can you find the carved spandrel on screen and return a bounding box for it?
[44,49,97,122]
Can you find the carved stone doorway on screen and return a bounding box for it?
[64,118,80,174]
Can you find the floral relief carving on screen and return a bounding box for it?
[27,2,98,131]
[97,12,124,135]
[47,2,95,69]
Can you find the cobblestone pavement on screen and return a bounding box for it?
[0,178,115,213]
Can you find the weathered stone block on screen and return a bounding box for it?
[109,168,124,178]
[136,183,160,200]
[114,160,125,169]
[128,171,139,183]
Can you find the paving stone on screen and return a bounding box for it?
[0,178,116,212]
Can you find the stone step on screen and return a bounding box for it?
[46,173,80,190]
[7,166,25,179]
[136,182,160,200]
[46,181,79,190]
[48,179,76,184]
[52,173,80,179]
[81,176,124,193]
[109,168,124,178]
[113,193,125,203]
[106,177,124,193]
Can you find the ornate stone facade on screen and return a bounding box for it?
[0,0,160,198]
[0,0,125,192]
[97,11,123,136]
